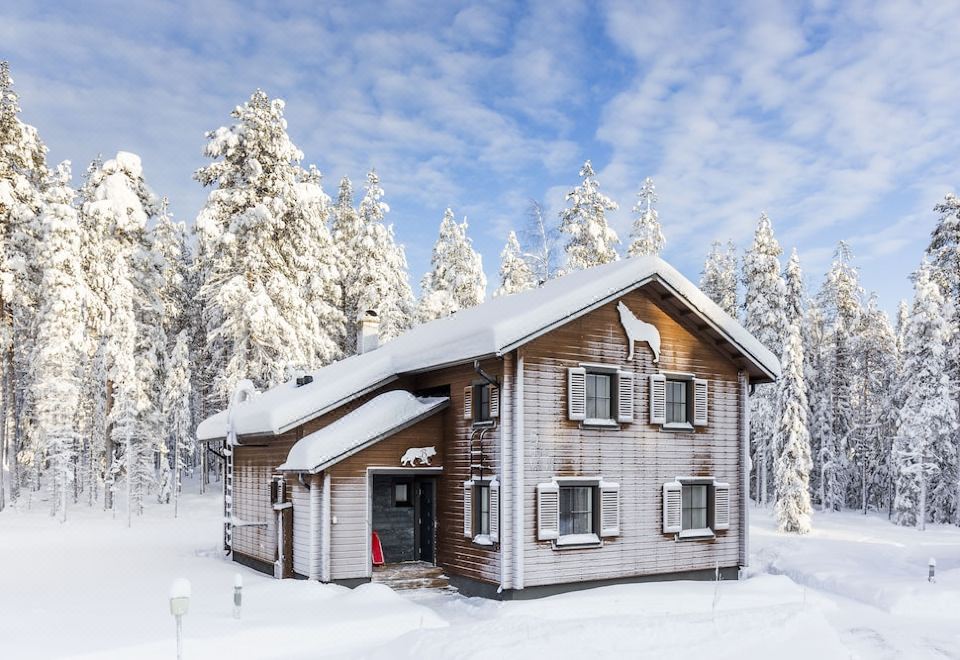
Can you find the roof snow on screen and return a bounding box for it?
[197,255,780,441]
[277,391,449,472]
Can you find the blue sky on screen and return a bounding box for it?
[4,0,959,313]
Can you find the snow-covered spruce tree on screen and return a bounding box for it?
[494,231,535,297]
[163,331,193,517]
[30,162,86,521]
[803,301,831,507]
[195,90,343,404]
[925,193,960,523]
[893,262,957,529]
[815,241,862,511]
[850,295,899,514]
[151,199,193,341]
[0,61,48,508]
[700,240,738,317]
[415,209,486,323]
[741,213,786,505]
[773,249,813,533]
[627,177,664,257]
[343,170,414,347]
[521,200,562,284]
[559,160,620,270]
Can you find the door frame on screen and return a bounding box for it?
[366,467,442,574]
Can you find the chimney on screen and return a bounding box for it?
[357,310,380,355]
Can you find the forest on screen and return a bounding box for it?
[2,61,958,535]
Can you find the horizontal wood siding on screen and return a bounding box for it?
[521,287,744,587]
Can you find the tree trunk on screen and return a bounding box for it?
[918,457,927,532]
[104,379,114,511]
[862,462,867,514]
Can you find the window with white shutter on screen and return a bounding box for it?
[489,478,500,542]
[568,367,587,421]
[463,480,473,538]
[713,482,730,530]
[536,482,560,540]
[599,481,620,537]
[649,374,667,425]
[463,386,472,420]
[662,481,682,533]
[617,371,635,423]
[693,378,708,426]
[489,386,500,418]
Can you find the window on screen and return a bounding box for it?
[473,384,492,424]
[394,481,411,507]
[560,485,595,536]
[681,484,708,530]
[586,372,613,421]
[476,483,490,535]
[666,379,688,424]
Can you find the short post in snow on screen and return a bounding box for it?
[169,578,191,660]
[233,573,243,619]
[928,557,936,583]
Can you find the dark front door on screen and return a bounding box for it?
[416,479,435,563]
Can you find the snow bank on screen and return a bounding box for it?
[198,255,780,440]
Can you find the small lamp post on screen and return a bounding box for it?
[169,578,191,660]
[928,557,936,583]
[233,573,243,619]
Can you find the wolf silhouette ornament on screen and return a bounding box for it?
[617,301,661,362]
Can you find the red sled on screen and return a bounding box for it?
[371,531,385,566]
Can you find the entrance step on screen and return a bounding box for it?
[372,561,457,593]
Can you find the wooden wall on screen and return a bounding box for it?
[520,286,744,587]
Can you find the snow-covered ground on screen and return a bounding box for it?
[1,489,958,659]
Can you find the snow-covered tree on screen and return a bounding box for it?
[151,199,192,340]
[195,89,343,403]
[520,200,562,284]
[415,209,486,323]
[343,170,414,347]
[29,162,86,521]
[773,249,813,533]
[741,213,786,505]
[559,161,619,270]
[700,240,738,317]
[893,262,957,529]
[0,61,47,508]
[494,231,535,297]
[163,331,193,517]
[627,177,665,257]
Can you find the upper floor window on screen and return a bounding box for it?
[586,373,613,420]
[666,379,688,424]
[474,384,492,423]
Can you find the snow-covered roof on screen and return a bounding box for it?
[277,391,449,472]
[197,255,780,441]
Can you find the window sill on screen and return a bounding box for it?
[678,528,715,540]
[662,422,694,432]
[472,534,495,546]
[555,533,601,547]
[472,420,496,428]
[583,419,619,428]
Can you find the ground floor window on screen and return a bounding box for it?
[682,483,708,530]
[560,485,595,536]
[476,482,491,536]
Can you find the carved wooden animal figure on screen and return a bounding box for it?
[400,446,437,466]
[617,301,661,362]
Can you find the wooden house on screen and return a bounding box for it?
[197,256,779,598]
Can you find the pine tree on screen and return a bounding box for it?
[803,300,830,507]
[415,209,486,323]
[773,250,813,533]
[521,200,561,284]
[627,177,664,257]
[893,262,957,529]
[344,170,414,347]
[163,331,193,518]
[195,90,343,403]
[0,61,48,508]
[331,176,363,346]
[151,199,192,340]
[700,240,738,316]
[559,160,620,270]
[741,213,786,505]
[494,231,535,297]
[30,162,86,521]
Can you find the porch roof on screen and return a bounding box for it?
[276,390,448,473]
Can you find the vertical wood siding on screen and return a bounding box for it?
[290,477,311,576]
[521,287,744,587]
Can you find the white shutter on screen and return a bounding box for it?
[489,478,500,543]
[568,367,587,421]
[617,371,635,423]
[463,480,473,537]
[490,386,500,418]
[463,386,473,420]
[662,481,682,533]
[599,481,621,537]
[693,378,708,426]
[649,374,667,425]
[536,481,560,540]
[713,482,730,530]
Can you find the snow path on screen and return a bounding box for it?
[2,490,959,659]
